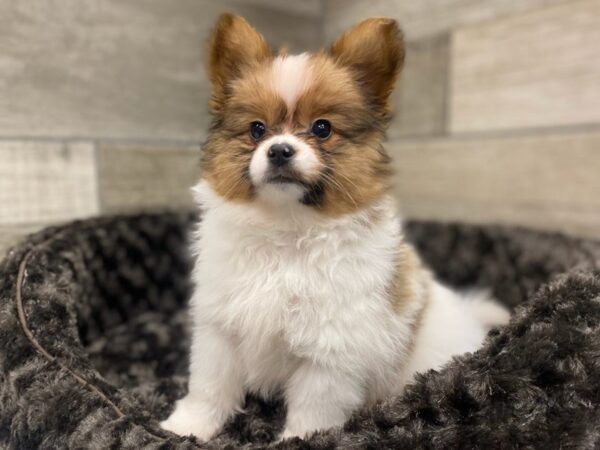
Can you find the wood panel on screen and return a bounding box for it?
[450,0,600,133]
[232,0,322,17]
[0,224,47,258]
[0,0,321,141]
[0,141,98,224]
[97,143,201,213]
[324,0,565,42]
[389,130,600,239]
[390,35,449,138]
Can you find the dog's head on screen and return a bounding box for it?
[201,14,404,216]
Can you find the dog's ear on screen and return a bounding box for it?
[207,14,271,111]
[330,18,404,112]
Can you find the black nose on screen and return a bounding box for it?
[267,143,295,167]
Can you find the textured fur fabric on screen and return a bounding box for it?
[0,212,599,449]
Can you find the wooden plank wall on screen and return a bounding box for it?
[0,0,322,256]
[2,0,599,257]
[326,0,600,239]
[0,0,321,140]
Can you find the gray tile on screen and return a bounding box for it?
[324,0,566,41]
[97,142,201,213]
[450,0,600,133]
[388,130,600,239]
[390,35,449,138]
[0,223,47,259]
[0,1,321,141]
[0,140,98,224]
[231,0,322,17]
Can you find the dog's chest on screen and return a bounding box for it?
[194,214,400,350]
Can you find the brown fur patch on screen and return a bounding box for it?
[202,15,276,202]
[202,63,288,203]
[293,53,393,215]
[330,18,405,115]
[403,290,430,364]
[390,243,431,315]
[207,13,272,112]
[388,242,432,369]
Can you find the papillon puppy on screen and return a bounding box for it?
[161,14,510,441]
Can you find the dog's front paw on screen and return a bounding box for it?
[160,399,221,441]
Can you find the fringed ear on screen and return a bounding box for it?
[330,18,405,112]
[207,14,272,111]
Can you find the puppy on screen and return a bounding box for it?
[161,14,510,441]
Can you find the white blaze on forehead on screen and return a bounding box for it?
[271,53,313,112]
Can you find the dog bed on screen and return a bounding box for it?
[1,212,599,449]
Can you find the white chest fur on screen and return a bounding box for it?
[189,182,414,395]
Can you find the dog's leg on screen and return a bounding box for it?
[161,325,244,441]
[281,362,364,439]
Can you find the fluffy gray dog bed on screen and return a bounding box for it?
[1,212,599,449]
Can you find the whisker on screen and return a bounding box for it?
[320,171,358,209]
[331,168,361,192]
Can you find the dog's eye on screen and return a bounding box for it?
[311,119,332,139]
[250,121,266,140]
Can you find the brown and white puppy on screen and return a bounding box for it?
[161,14,509,441]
